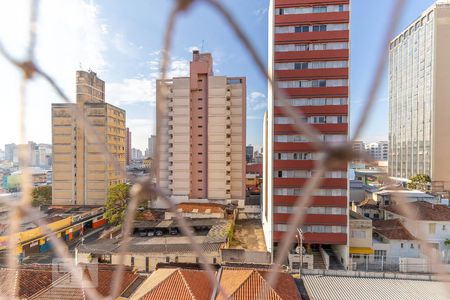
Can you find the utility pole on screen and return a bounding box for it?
[296,228,304,277]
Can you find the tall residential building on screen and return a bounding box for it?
[365,141,388,161]
[263,0,350,262]
[147,135,156,159]
[126,128,131,165]
[131,148,143,160]
[4,143,16,162]
[52,70,126,206]
[246,145,254,163]
[389,1,450,191]
[156,51,246,206]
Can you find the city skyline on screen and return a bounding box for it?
[0,0,438,152]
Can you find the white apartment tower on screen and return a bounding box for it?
[389,1,450,191]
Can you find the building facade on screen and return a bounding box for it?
[52,70,126,206]
[156,51,246,206]
[147,135,156,159]
[389,2,450,191]
[246,145,254,163]
[4,143,16,162]
[126,128,131,166]
[365,141,388,161]
[263,0,350,259]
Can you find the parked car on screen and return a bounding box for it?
[147,229,155,237]
[138,230,147,237]
[155,230,163,236]
[169,228,178,235]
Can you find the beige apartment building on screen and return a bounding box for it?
[156,51,246,207]
[52,70,126,206]
[389,1,450,191]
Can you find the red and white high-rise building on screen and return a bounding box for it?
[263,0,350,264]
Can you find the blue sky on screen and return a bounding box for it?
[0,0,438,151]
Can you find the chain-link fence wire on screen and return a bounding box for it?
[1,0,450,299]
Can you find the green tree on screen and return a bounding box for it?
[104,183,131,225]
[31,186,52,207]
[407,174,431,191]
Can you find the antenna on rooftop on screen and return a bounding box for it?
[201,40,205,52]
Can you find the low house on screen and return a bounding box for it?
[77,219,231,273]
[349,211,374,258]
[127,266,301,300]
[374,189,438,208]
[384,201,450,262]
[372,219,421,259]
[355,199,380,220]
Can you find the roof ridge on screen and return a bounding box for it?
[225,270,254,299]
[177,268,197,300]
[228,269,264,299]
[254,270,282,300]
[149,268,178,293]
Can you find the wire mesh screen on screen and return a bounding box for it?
[0,0,449,299]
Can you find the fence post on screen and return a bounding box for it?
[365,256,368,271]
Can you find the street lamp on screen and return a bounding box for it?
[296,228,304,277]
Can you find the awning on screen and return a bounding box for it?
[350,247,374,255]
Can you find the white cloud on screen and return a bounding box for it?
[0,0,107,145]
[247,115,263,120]
[248,91,267,111]
[106,52,190,106]
[107,78,153,106]
[254,7,268,16]
[111,33,141,56]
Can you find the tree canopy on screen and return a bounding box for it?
[104,183,131,225]
[407,174,431,191]
[31,185,52,207]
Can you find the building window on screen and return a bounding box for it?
[131,256,135,267]
[410,244,414,249]
[166,257,170,263]
[145,257,149,273]
[295,26,309,33]
[312,25,327,32]
[401,243,404,248]
[429,223,436,234]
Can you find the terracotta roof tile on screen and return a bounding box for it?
[373,219,417,240]
[31,264,139,300]
[139,268,213,300]
[218,267,301,300]
[385,201,450,221]
[0,264,59,299]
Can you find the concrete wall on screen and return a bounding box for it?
[432,4,450,191]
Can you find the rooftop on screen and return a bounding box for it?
[129,266,301,300]
[0,264,57,298]
[131,268,213,300]
[373,219,416,240]
[385,201,450,221]
[217,267,301,300]
[175,202,226,214]
[31,264,139,300]
[303,275,448,300]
